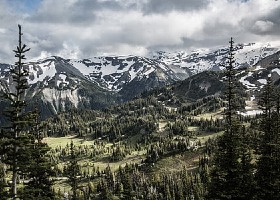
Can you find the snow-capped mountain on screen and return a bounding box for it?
[0,42,279,118]
[0,55,189,117]
[68,56,188,92]
[151,43,279,75]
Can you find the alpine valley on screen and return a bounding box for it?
[2,38,280,199]
[0,42,280,119]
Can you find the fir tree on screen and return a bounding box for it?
[66,140,80,200]
[0,162,8,198]
[20,108,55,199]
[0,24,33,200]
[255,77,280,199]
[208,38,253,199]
[121,172,133,200]
[238,125,254,199]
[98,179,114,200]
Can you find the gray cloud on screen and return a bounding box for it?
[0,0,280,64]
[143,0,209,14]
[28,0,134,25]
[252,20,274,34]
[253,6,280,35]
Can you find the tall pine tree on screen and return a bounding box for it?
[255,77,280,199]
[0,24,33,200]
[0,161,8,198]
[0,24,55,200]
[66,140,80,200]
[20,108,55,200]
[208,38,253,199]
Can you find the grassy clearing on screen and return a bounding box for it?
[188,126,199,132]
[45,136,146,172]
[43,135,94,148]
[46,136,147,193]
[193,108,224,120]
[94,150,146,171]
[44,114,223,193]
[158,120,168,132]
[147,149,204,174]
[197,131,223,144]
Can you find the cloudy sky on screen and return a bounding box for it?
[0,0,280,63]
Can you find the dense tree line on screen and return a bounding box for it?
[41,94,226,141]
[67,162,208,199]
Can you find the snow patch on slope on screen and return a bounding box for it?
[240,72,257,89]
[272,68,280,75]
[69,56,179,91]
[28,60,56,84]
[257,79,267,84]
[239,110,263,116]
[56,74,69,87]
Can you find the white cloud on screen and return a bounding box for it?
[58,42,82,59]
[0,28,6,34]
[253,20,274,33]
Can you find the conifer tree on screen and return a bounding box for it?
[121,172,133,200]
[0,24,33,200]
[20,108,55,199]
[98,179,113,200]
[208,38,253,199]
[255,77,280,199]
[66,140,80,200]
[0,162,8,198]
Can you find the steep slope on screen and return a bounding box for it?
[138,49,280,115]
[173,71,226,101]
[69,56,189,101]
[0,57,119,118]
[237,51,280,93]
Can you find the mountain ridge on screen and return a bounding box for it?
[0,42,280,119]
